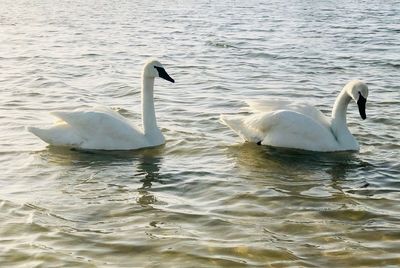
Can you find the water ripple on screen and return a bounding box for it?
[0,0,399,267]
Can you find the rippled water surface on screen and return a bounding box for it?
[1,0,400,267]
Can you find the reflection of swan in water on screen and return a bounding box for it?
[136,156,163,206]
[226,143,369,191]
[38,147,165,206]
[30,147,167,230]
[226,143,346,174]
[40,146,164,166]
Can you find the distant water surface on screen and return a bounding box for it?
[1,0,399,267]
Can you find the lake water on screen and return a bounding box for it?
[1,0,399,267]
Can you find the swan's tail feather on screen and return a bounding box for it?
[28,125,83,147]
[220,114,242,131]
[28,127,54,144]
[220,115,261,142]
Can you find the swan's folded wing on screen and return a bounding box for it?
[51,107,143,143]
[246,100,331,128]
[245,110,336,150]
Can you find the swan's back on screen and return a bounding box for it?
[246,100,331,128]
[29,107,149,150]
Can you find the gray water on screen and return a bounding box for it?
[1,0,400,267]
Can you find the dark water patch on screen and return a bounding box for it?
[81,53,102,57]
[319,209,385,222]
[206,40,238,49]
[384,62,400,69]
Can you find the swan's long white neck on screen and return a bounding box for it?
[142,77,159,135]
[332,89,351,125]
[330,88,357,148]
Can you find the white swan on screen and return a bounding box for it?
[28,59,175,150]
[220,80,369,152]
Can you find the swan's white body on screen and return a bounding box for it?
[220,80,369,152]
[28,59,174,150]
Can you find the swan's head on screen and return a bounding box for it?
[346,80,368,120]
[142,59,175,83]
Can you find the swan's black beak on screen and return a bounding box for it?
[154,66,175,83]
[357,94,367,120]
